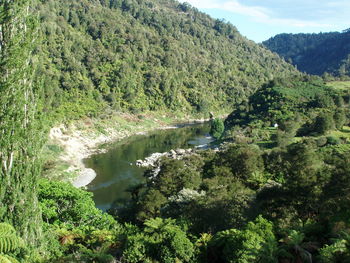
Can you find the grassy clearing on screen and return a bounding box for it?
[330,126,350,140]
[326,81,350,91]
[254,125,350,151]
[319,127,350,154]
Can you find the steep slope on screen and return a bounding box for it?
[263,30,350,77]
[36,0,299,120]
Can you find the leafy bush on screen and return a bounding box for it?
[319,239,349,263]
[327,136,341,145]
[123,218,194,263]
[38,179,115,228]
[316,137,328,147]
[314,113,335,135]
[210,119,225,139]
[207,216,278,263]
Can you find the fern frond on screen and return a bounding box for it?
[0,224,15,237]
[0,223,23,253]
[0,254,19,263]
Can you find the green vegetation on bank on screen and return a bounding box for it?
[3,0,350,262]
[42,111,223,182]
[14,75,350,263]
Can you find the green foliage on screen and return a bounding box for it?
[122,232,147,263]
[225,77,349,143]
[0,223,23,254]
[314,112,335,135]
[50,224,122,263]
[274,130,293,148]
[210,118,225,139]
[38,179,115,228]
[3,2,350,263]
[263,31,350,77]
[0,223,23,263]
[216,144,265,185]
[34,0,298,120]
[334,109,347,129]
[208,216,278,263]
[319,239,350,263]
[144,218,194,263]
[0,255,19,263]
[257,140,327,223]
[327,135,341,145]
[123,218,194,263]
[226,78,341,130]
[277,230,315,263]
[0,0,45,246]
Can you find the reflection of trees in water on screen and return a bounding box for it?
[119,124,210,159]
[86,123,211,210]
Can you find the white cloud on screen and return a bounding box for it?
[184,0,268,18]
[183,0,343,28]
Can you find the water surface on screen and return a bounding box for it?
[85,123,212,210]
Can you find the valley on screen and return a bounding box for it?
[1,0,350,262]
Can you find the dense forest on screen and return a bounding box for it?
[2,0,350,262]
[35,0,298,119]
[263,30,350,78]
[15,77,350,263]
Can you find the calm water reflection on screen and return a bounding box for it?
[85,123,213,210]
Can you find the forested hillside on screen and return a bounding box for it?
[263,30,350,77]
[36,0,298,119]
[5,0,350,262]
[29,78,350,262]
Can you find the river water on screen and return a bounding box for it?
[85,123,213,211]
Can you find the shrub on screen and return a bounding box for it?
[210,119,225,139]
[327,136,340,145]
[316,137,328,147]
[314,113,335,135]
[38,179,116,228]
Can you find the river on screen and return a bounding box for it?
[85,123,213,211]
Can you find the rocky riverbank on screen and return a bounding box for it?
[46,114,182,187]
[46,113,225,187]
[136,148,195,167]
[135,148,198,179]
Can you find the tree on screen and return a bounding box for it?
[0,0,44,245]
[334,109,347,130]
[218,144,265,184]
[314,113,335,135]
[123,218,194,263]
[279,230,313,263]
[207,216,278,263]
[210,118,225,139]
[321,154,350,221]
[38,179,115,228]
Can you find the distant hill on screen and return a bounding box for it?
[263,30,350,77]
[35,0,298,120]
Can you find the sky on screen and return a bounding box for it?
[181,0,350,42]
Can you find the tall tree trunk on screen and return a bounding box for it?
[0,0,44,246]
